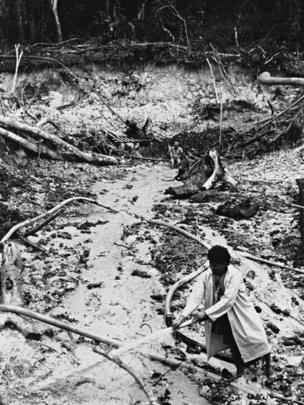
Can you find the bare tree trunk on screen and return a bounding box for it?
[50,0,63,42]
[0,125,118,165]
[0,126,64,161]
[258,72,304,86]
[0,116,118,165]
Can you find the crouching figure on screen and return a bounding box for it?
[173,245,272,378]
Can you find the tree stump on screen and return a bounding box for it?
[165,149,235,198]
[0,241,40,339]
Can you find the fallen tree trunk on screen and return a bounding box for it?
[0,304,185,361]
[0,126,63,161]
[0,304,121,346]
[0,117,117,165]
[0,306,296,403]
[258,72,304,86]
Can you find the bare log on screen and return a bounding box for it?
[0,304,121,346]
[1,197,117,245]
[236,250,304,275]
[0,304,296,403]
[258,71,304,86]
[0,126,64,161]
[0,116,118,165]
[0,305,185,359]
[93,347,158,405]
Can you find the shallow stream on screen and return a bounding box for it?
[29,163,210,405]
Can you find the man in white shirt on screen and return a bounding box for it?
[173,245,272,377]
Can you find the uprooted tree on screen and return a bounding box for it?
[165,148,237,199]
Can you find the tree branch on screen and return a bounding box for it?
[93,347,158,405]
[1,197,117,245]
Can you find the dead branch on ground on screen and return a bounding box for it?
[16,233,47,253]
[0,304,121,346]
[0,305,295,403]
[37,117,62,131]
[0,196,117,245]
[147,218,210,249]
[23,210,63,237]
[0,304,181,364]
[93,347,158,405]
[145,217,304,275]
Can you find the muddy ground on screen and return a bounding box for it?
[0,64,304,405]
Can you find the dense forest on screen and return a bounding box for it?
[0,0,303,49]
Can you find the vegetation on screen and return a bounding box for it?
[0,0,303,50]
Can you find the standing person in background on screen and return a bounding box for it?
[173,245,272,378]
[169,141,184,169]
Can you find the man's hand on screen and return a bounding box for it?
[193,309,208,323]
[172,313,186,329]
